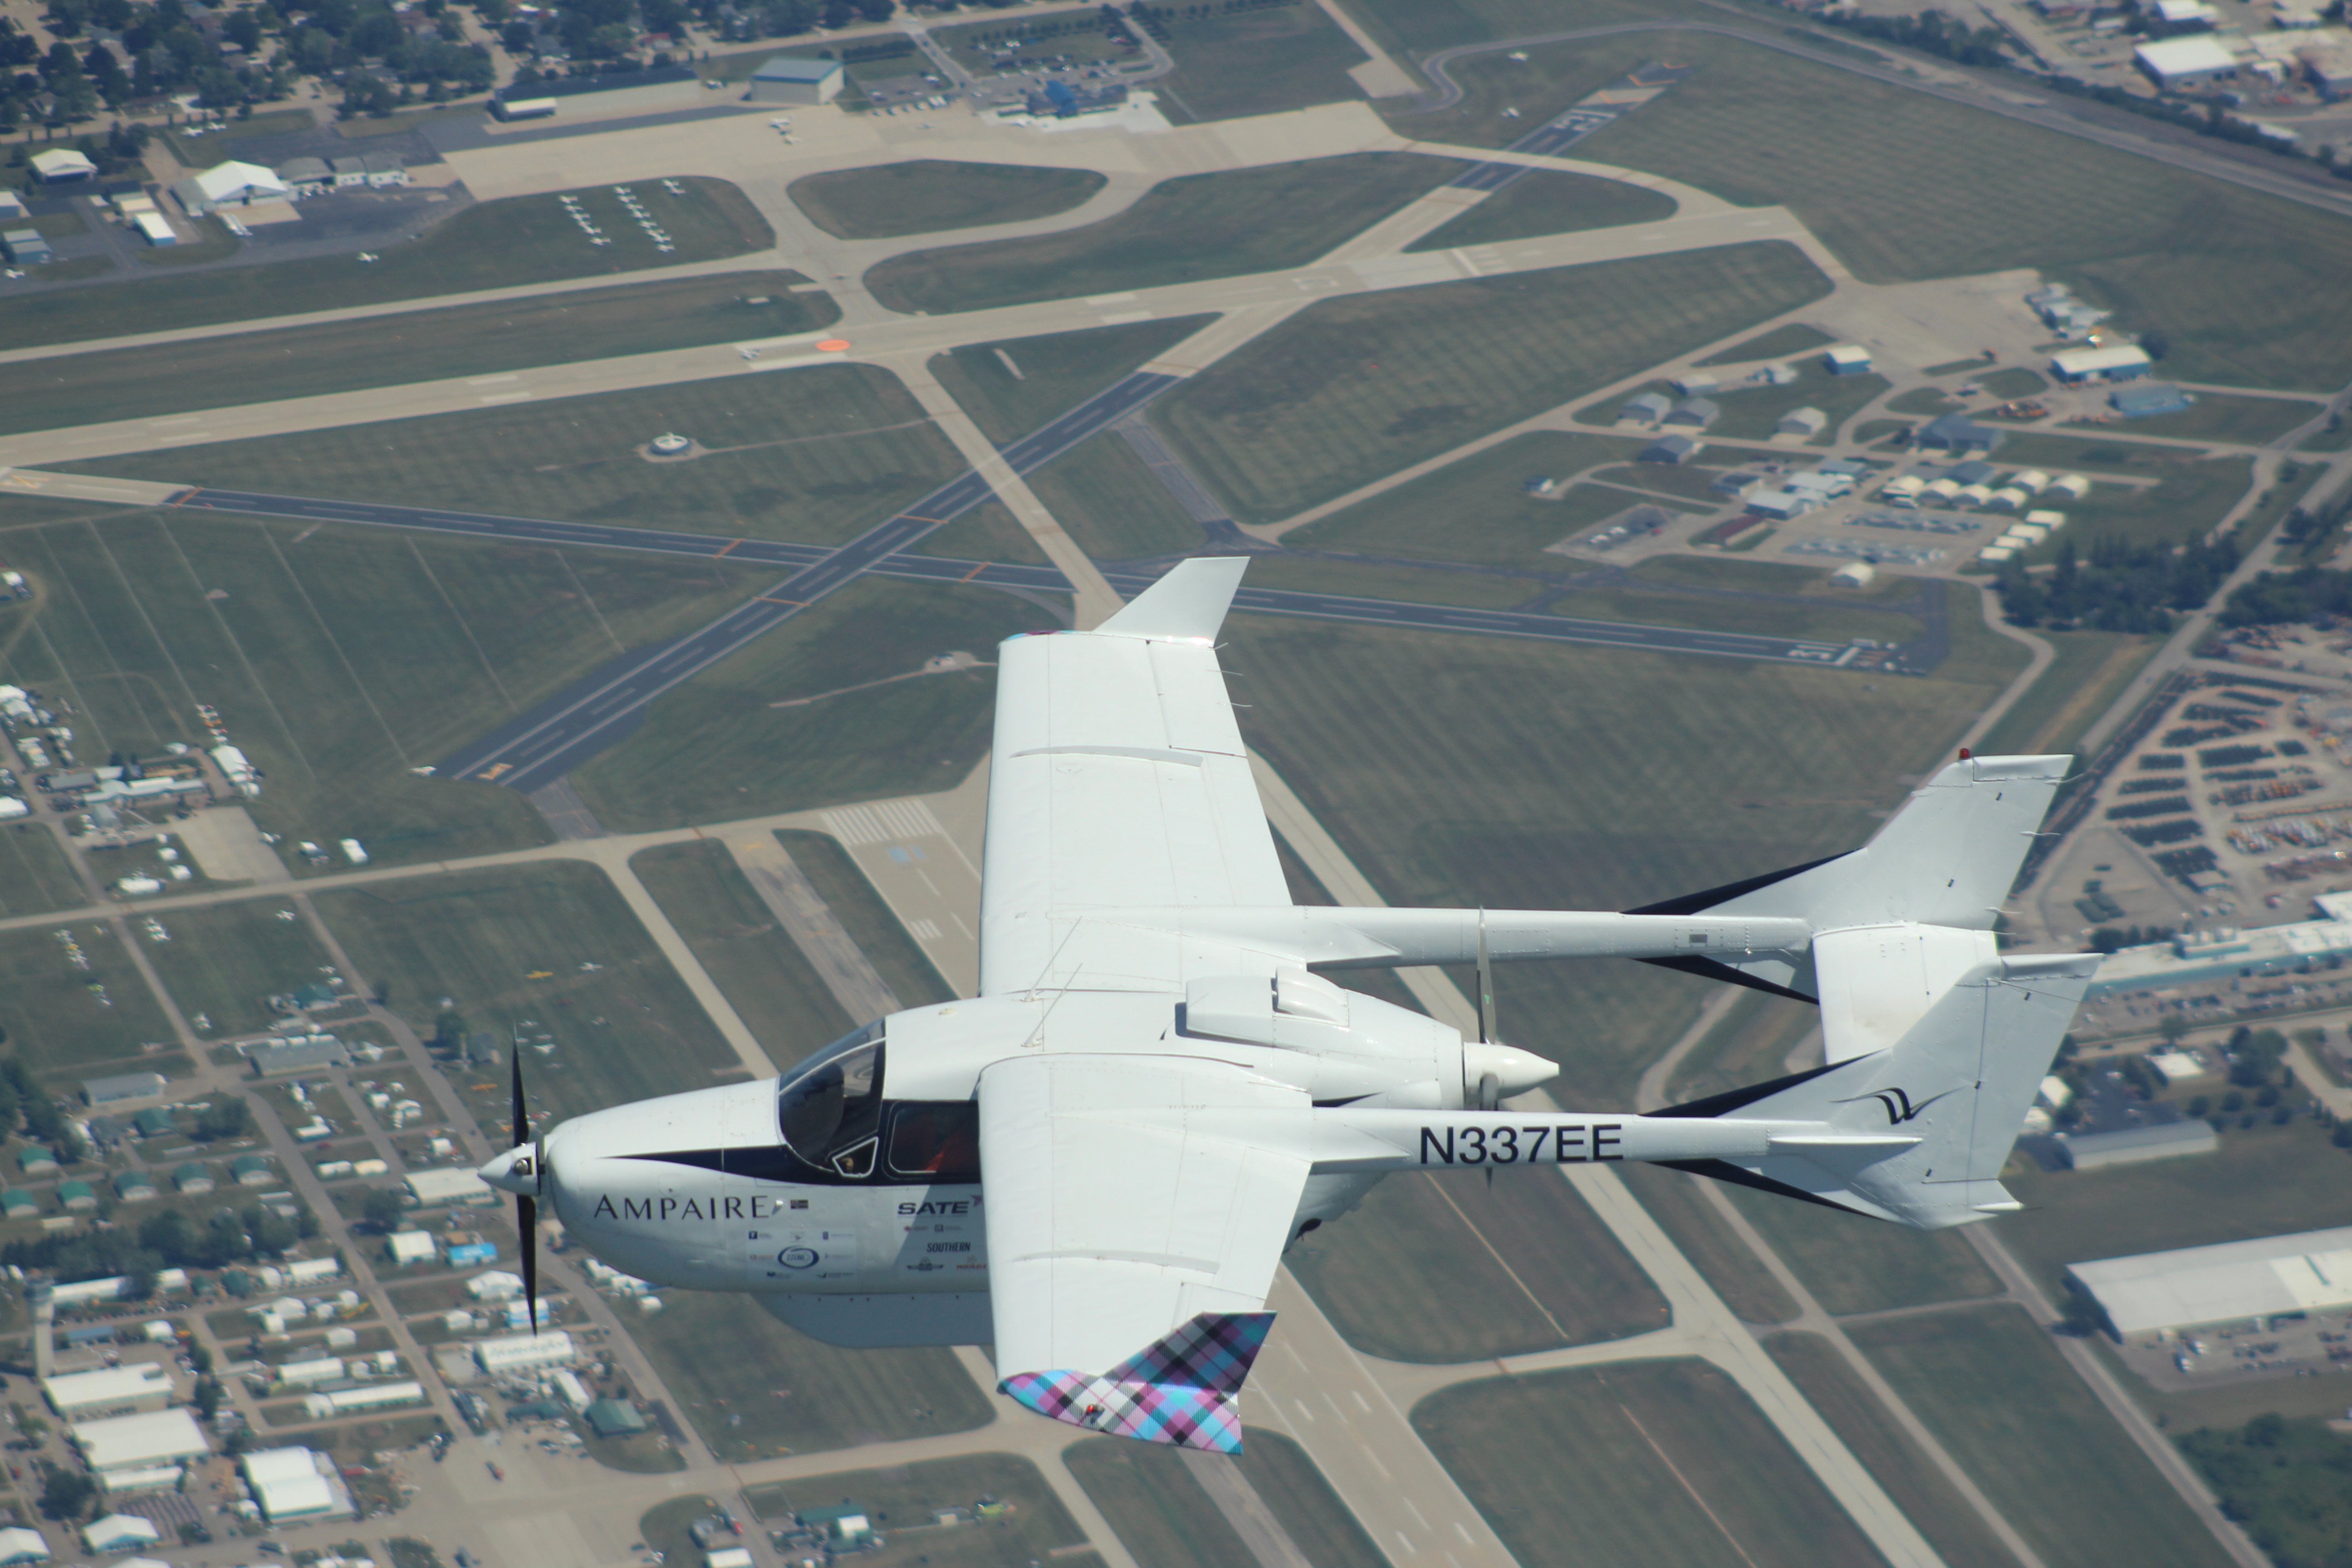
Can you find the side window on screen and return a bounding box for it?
[885,1102,981,1182]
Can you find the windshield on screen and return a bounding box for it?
[777,1023,886,1178]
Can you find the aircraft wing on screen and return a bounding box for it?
[980,1051,1307,1452]
[979,559,1290,996]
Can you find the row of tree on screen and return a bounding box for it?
[0,1199,320,1283]
[1995,535,2243,634]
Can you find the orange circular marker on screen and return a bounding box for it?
[816,339,852,353]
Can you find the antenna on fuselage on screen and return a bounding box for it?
[1477,911,1501,1189]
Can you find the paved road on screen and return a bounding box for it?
[415,370,1177,790]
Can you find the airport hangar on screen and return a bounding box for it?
[2068,1227,2352,1343]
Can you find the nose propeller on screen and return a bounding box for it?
[509,1047,540,1336]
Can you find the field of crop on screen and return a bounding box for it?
[788,160,1105,240]
[1406,171,1677,252]
[1146,1,1372,122]
[1064,1437,1256,1568]
[0,921,182,1090]
[627,1290,989,1461]
[928,318,1214,446]
[1417,1359,1884,1568]
[1853,1305,2236,1568]
[0,274,832,438]
[312,862,740,1129]
[1286,1168,1668,1361]
[743,1453,1101,1567]
[0,828,86,919]
[141,897,332,1038]
[775,830,956,1009]
[1426,30,2352,391]
[1764,1333,2018,1568]
[2,178,775,350]
[1227,601,2023,1105]
[628,842,853,1066]
[569,578,1046,832]
[0,505,771,865]
[68,366,973,549]
[865,154,1463,315]
[1999,1118,2352,1299]
[1155,242,1832,522]
[1235,1432,1386,1568]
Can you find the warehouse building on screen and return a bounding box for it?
[2051,343,2154,383]
[71,1407,210,1481]
[1777,406,1827,438]
[169,161,290,216]
[44,1364,172,1421]
[1640,433,1702,465]
[406,1167,495,1208]
[242,1446,355,1525]
[1,229,52,265]
[1662,397,1719,428]
[747,54,843,104]
[2136,34,2241,88]
[2088,893,2352,995]
[29,148,97,183]
[299,1381,424,1420]
[2058,1119,2217,1170]
[1620,390,1671,425]
[2069,1226,2352,1340]
[1915,413,2005,454]
[473,1331,577,1374]
[0,1528,47,1563]
[82,1073,166,1107]
[1822,344,1872,375]
[2112,382,2195,419]
[82,1516,160,1556]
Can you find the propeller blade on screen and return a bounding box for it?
[1476,909,1497,1047]
[517,1191,539,1337]
[509,1042,529,1152]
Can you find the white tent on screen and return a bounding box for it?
[83,1515,161,1554]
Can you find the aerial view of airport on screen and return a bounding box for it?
[3,0,2352,1562]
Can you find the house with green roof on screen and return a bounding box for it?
[584,1398,647,1438]
[17,1146,56,1176]
[57,1180,97,1211]
[131,1108,176,1139]
[173,1163,214,1195]
[112,1171,156,1202]
[230,1156,274,1186]
[0,1189,37,1219]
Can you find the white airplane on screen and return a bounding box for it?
[483,558,2095,1454]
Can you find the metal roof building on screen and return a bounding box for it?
[2050,343,2154,382]
[2136,34,2241,88]
[44,1363,172,1421]
[70,1408,210,1477]
[2069,1226,2352,1338]
[748,54,843,104]
[2059,1119,2217,1170]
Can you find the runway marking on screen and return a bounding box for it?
[1393,1532,1415,1556]
[714,539,742,557]
[901,514,946,525]
[1401,1497,1428,1530]
[468,374,521,385]
[757,597,808,606]
[1619,1401,1762,1568]
[479,392,535,404]
[170,489,200,507]
[957,560,991,583]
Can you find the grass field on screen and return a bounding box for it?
[1662,989,1817,1106]
[1020,431,1206,562]
[570,578,1046,832]
[0,828,86,919]
[1590,365,1891,445]
[931,14,1133,72]
[1235,1431,1387,1568]
[1417,1359,1884,1568]
[1991,452,2255,553]
[742,1453,1101,1567]
[1694,323,1838,367]
[1146,1,1372,122]
[2092,392,2320,446]
[0,274,833,437]
[1763,1333,2018,1568]
[776,829,956,1009]
[1286,1168,1668,1361]
[1155,242,1832,523]
[928,318,1212,448]
[1999,1118,2352,1299]
[0,178,775,351]
[1279,432,1648,570]
[1553,558,1934,645]
[312,862,741,1132]
[1406,171,1676,252]
[1617,1163,1798,1324]
[1228,597,2024,1107]
[628,841,853,1066]
[1973,627,2161,756]
[1421,30,2352,391]
[1725,1186,2003,1316]
[787,160,1105,240]
[141,897,331,1038]
[864,154,1463,315]
[1853,1304,2236,1568]
[67,365,974,549]
[0,505,776,866]
[0,921,182,1092]
[1064,1436,1257,1568]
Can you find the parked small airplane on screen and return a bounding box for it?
[483,559,2094,1452]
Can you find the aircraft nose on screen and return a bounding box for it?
[478,1145,535,1195]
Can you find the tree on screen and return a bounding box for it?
[362,1186,407,1232]
[192,1377,222,1419]
[37,1465,93,1522]
[195,1097,251,1142]
[2159,1013,2191,1045]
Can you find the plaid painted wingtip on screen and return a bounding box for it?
[1000,1311,1275,1453]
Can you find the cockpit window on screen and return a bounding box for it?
[777,1023,885,1178]
[886,1102,980,1182]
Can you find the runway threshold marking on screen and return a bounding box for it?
[758,597,808,607]
[170,489,200,507]
[714,539,743,557]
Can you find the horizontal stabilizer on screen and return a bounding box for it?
[1000,1311,1272,1453]
[1097,557,1250,642]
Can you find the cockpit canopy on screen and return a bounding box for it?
[775,1022,978,1184]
